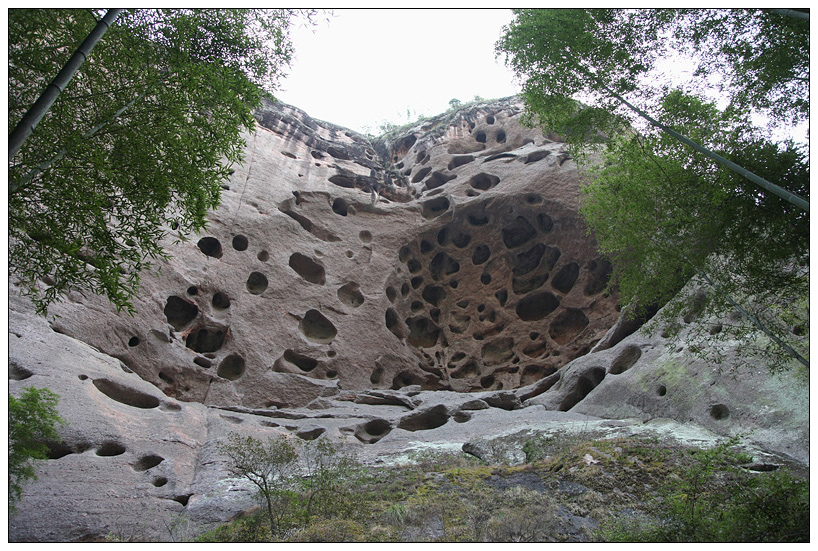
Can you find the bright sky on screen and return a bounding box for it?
[275,9,521,134]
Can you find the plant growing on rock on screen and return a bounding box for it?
[8,387,64,513]
[219,433,299,537]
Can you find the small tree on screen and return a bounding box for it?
[448,98,462,110]
[219,433,299,538]
[296,437,359,525]
[8,387,65,513]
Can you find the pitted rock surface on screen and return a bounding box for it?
[8,98,808,542]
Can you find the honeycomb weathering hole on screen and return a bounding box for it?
[425,171,457,190]
[197,237,223,258]
[422,196,450,219]
[710,404,730,420]
[406,316,441,348]
[332,198,349,216]
[337,282,364,307]
[133,454,165,472]
[355,419,392,444]
[246,272,269,294]
[232,234,249,251]
[385,308,403,339]
[164,296,199,331]
[429,252,460,281]
[300,309,338,343]
[549,308,589,345]
[468,173,500,191]
[218,354,246,380]
[96,441,127,457]
[257,250,269,262]
[398,404,450,431]
[516,291,560,321]
[609,344,642,375]
[481,337,515,366]
[552,262,580,294]
[558,367,606,411]
[92,378,160,409]
[502,217,537,248]
[185,325,228,353]
[471,244,491,265]
[212,292,231,310]
[422,285,447,307]
[289,253,326,285]
[283,349,319,372]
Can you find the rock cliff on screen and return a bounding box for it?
[8,97,808,542]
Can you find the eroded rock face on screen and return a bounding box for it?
[39,97,620,407]
[9,98,808,542]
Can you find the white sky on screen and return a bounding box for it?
[274,9,521,134]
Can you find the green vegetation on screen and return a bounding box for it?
[199,432,808,542]
[9,9,315,314]
[496,9,809,371]
[8,387,65,513]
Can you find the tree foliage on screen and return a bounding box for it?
[497,9,809,370]
[8,9,314,314]
[8,387,65,512]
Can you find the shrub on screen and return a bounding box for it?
[8,387,64,512]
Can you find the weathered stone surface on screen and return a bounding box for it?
[8,98,808,542]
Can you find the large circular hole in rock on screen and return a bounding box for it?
[552,262,579,294]
[92,378,160,409]
[164,296,199,331]
[475,131,487,143]
[246,272,269,295]
[425,171,457,190]
[468,173,500,191]
[516,291,560,321]
[502,217,537,249]
[397,404,450,432]
[96,441,127,457]
[132,454,165,472]
[421,285,447,307]
[412,166,433,183]
[284,349,318,373]
[197,237,223,259]
[481,337,515,366]
[584,258,613,296]
[355,418,393,444]
[609,344,642,375]
[332,198,349,216]
[496,129,507,143]
[448,155,475,170]
[359,230,372,243]
[185,325,227,353]
[232,234,248,251]
[385,308,404,340]
[520,364,557,386]
[422,196,450,219]
[212,292,231,310]
[128,336,140,347]
[337,282,365,308]
[406,316,441,348]
[558,367,606,411]
[217,354,246,381]
[429,252,460,281]
[289,253,325,285]
[513,243,545,276]
[299,309,337,344]
[471,244,491,265]
[549,308,589,345]
[710,404,730,420]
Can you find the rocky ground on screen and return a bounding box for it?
[8,98,809,542]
